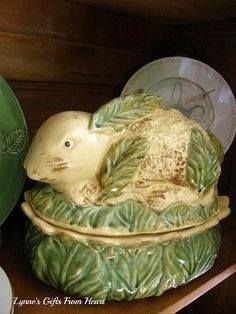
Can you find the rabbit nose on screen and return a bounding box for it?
[24,154,38,179]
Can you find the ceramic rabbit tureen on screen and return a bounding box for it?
[22,93,230,301]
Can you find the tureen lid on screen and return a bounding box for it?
[22,184,228,237]
[22,194,229,242]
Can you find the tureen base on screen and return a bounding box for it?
[25,222,221,301]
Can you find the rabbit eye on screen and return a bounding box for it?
[61,138,75,151]
[64,139,74,149]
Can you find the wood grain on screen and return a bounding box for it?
[0,1,165,141]
[174,22,236,38]
[9,81,120,137]
[0,32,155,85]
[0,0,168,146]
[79,0,236,25]
[179,275,236,314]
[0,0,168,53]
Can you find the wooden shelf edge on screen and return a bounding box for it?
[160,264,236,314]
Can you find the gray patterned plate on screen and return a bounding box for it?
[122,57,236,152]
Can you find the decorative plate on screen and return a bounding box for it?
[0,75,28,225]
[121,57,236,152]
[0,267,13,314]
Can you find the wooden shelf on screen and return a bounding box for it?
[80,0,236,25]
[0,212,235,314]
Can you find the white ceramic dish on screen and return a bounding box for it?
[122,57,236,152]
[0,267,13,314]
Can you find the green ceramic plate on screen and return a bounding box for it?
[0,76,28,225]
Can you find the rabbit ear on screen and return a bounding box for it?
[171,82,183,104]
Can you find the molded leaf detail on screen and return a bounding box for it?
[0,128,26,155]
[99,137,149,200]
[207,131,224,164]
[26,223,220,301]
[162,226,220,291]
[29,184,219,235]
[90,94,161,131]
[187,129,220,193]
[31,235,109,298]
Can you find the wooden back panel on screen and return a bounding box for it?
[0,0,169,137]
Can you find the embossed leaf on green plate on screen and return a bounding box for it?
[0,128,26,155]
[90,93,161,131]
[99,137,149,200]
[187,128,220,193]
[0,76,28,225]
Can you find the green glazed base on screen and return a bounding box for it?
[25,223,221,301]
